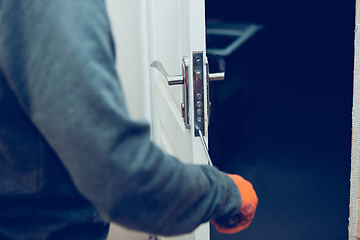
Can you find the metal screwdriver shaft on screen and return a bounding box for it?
[197,129,213,166]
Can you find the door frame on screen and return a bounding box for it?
[349,0,360,239]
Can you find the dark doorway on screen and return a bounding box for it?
[206,1,355,240]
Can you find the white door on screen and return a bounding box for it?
[148,0,209,240]
[148,0,209,162]
[148,0,209,239]
[106,1,210,240]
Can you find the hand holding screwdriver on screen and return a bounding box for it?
[211,174,258,234]
[197,129,258,233]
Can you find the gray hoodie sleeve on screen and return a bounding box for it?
[0,0,241,236]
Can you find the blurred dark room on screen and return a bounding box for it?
[206,1,355,240]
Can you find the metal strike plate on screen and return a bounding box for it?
[193,52,205,136]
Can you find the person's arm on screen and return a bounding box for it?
[0,0,242,235]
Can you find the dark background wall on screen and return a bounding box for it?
[206,1,355,240]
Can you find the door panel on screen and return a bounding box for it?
[149,0,184,106]
[106,1,154,239]
[105,0,152,122]
[152,77,191,163]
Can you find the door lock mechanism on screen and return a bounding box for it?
[151,57,190,129]
[194,52,226,136]
[150,53,225,135]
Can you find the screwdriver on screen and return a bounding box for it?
[198,129,253,230]
[197,128,213,166]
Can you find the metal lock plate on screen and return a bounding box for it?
[193,52,205,136]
